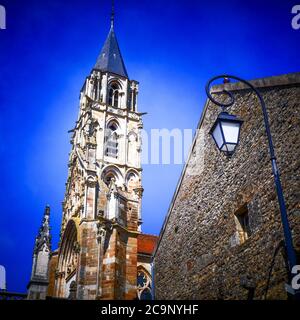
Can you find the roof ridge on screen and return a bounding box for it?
[138,233,159,238]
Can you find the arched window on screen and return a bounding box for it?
[105,122,119,158]
[126,171,139,192]
[137,268,152,300]
[108,83,120,108]
[103,172,116,187]
[56,221,79,298]
[101,166,123,188]
[140,289,152,300]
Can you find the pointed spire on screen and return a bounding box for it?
[27,205,51,299]
[94,0,129,78]
[34,205,51,253]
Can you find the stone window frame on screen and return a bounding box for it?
[137,267,152,300]
[108,82,120,108]
[56,220,79,298]
[125,169,140,189]
[101,165,124,187]
[234,204,251,245]
[105,121,119,159]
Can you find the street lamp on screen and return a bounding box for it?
[210,111,243,156]
[206,74,299,298]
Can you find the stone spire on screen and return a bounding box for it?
[27,206,52,300]
[94,1,129,78]
[34,205,51,253]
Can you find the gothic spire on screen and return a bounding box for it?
[34,205,51,253]
[27,205,52,299]
[94,0,129,78]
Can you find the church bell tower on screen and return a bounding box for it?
[53,5,144,300]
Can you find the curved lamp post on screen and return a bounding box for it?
[206,75,298,296]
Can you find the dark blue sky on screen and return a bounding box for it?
[0,0,299,293]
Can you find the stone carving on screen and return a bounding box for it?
[68,281,77,300]
[133,187,144,199]
[96,222,106,243]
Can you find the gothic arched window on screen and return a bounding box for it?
[56,221,79,298]
[137,268,152,300]
[102,165,123,188]
[108,83,120,108]
[103,172,116,187]
[140,289,152,300]
[105,122,119,158]
[126,171,139,192]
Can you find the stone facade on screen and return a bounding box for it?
[28,15,158,300]
[153,73,300,300]
[52,24,144,300]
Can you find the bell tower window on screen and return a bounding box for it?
[132,90,137,112]
[108,83,120,108]
[104,172,116,187]
[105,122,119,158]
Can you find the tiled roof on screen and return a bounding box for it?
[137,234,158,255]
[94,26,128,78]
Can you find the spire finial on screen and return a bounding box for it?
[111,0,115,29]
[45,205,50,216]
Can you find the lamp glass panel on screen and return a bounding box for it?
[212,122,224,148]
[225,143,236,152]
[220,121,240,144]
[221,144,227,151]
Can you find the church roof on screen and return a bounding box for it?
[94,26,129,78]
[137,234,158,256]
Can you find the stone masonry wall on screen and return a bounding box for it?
[77,221,98,299]
[47,252,58,297]
[154,77,300,300]
[101,228,138,300]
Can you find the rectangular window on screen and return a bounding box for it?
[235,205,251,244]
